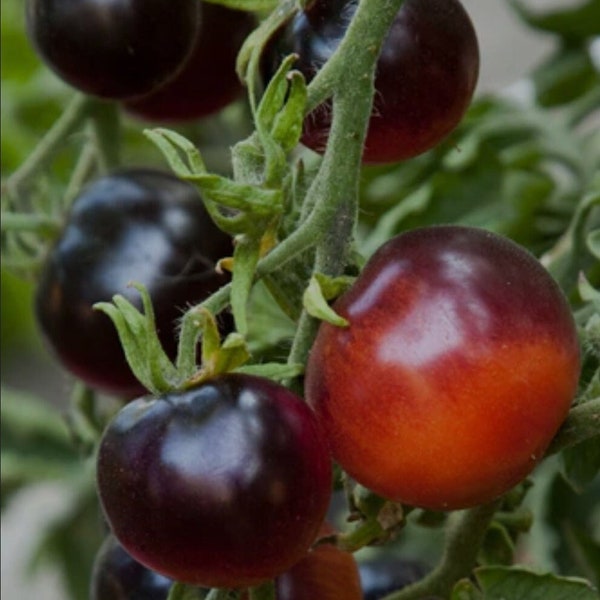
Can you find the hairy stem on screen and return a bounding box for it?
[3,94,92,194]
[547,396,600,455]
[383,500,501,600]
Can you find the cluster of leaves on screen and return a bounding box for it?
[1,0,599,599]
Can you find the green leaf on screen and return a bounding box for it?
[473,565,599,599]
[94,284,179,394]
[479,522,515,566]
[167,582,206,600]
[144,128,207,177]
[507,0,600,39]
[532,45,599,108]
[303,274,350,327]
[1,386,80,504]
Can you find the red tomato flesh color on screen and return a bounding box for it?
[305,226,580,510]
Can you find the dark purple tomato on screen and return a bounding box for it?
[305,226,580,510]
[96,374,333,588]
[25,0,201,99]
[261,0,479,163]
[125,3,255,122]
[35,169,232,397]
[91,535,175,600]
[359,557,429,600]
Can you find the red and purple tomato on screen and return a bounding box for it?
[261,0,479,163]
[305,226,580,510]
[96,374,332,588]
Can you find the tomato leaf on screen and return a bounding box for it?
[472,565,600,599]
[507,0,600,39]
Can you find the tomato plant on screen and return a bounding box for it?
[125,2,256,122]
[25,0,201,99]
[2,0,599,599]
[96,374,332,588]
[261,0,479,163]
[34,169,232,396]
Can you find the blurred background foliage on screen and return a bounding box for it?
[1,0,599,599]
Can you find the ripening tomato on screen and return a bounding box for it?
[305,226,580,510]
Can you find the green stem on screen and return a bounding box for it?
[546,396,600,455]
[383,500,501,600]
[249,581,275,600]
[0,212,62,237]
[88,99,122,172]
[3,94,92,194]
[64,141,98,205]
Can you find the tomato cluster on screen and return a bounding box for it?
[20,0,584,597]
[25,0,253,118]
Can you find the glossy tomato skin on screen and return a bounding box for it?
[261,0,479,164]
[305,226,580,510]
[239,524,362,600]
[275,524,362,600]
[35,169,232,397]
[126,3,255,121]
[91,536,175,600]
[96,374,332,588]
[25,0,200,99]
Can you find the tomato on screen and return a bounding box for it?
[34,169,232,397]
[261,0,479,164]
[91,535,177,600]
[96,374,333,588]
[274,524,362,600]
[125,3,255,122]
[305,226,580,510]
[25,0,201,99]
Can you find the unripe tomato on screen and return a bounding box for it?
[96,374,332,588]
[305,226,580,510]
[261,0,479,163]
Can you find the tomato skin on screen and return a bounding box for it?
[125,3,255,122]
[305,226,580,510]
[275,525,362,600]
[96,374,333,588]
[25,0,200,99]
[34,169,232,397]
[91,536,175,600]
[261,0,479,164]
